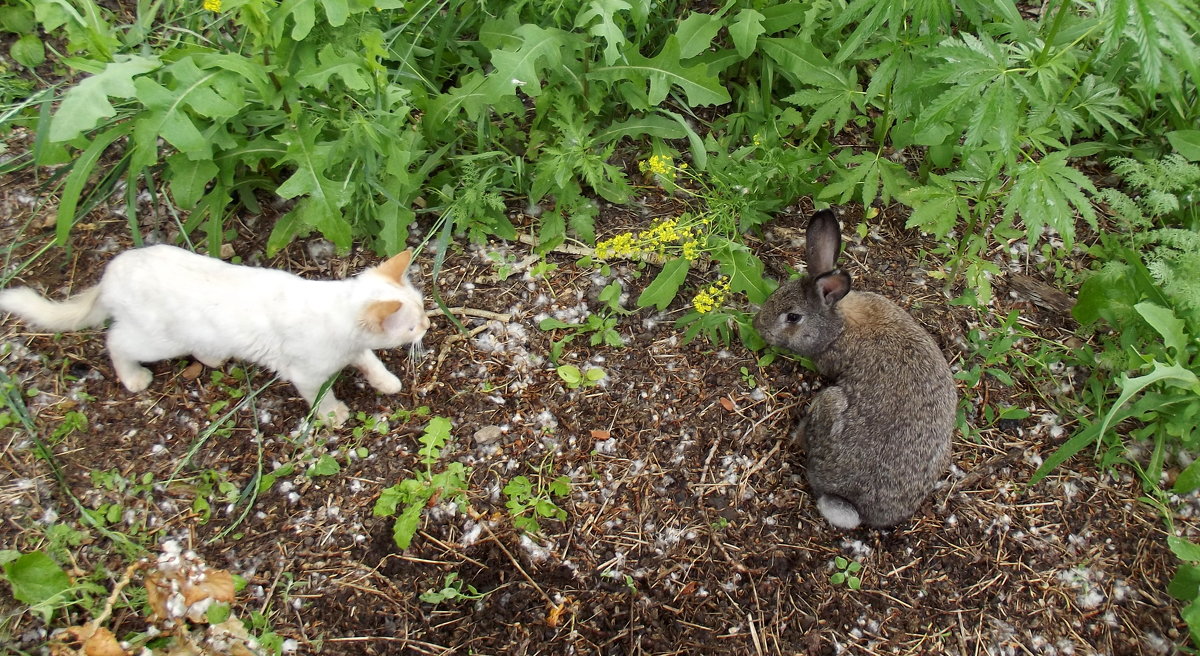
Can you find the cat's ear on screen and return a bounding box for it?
[363,300,404,333]
[376,250,413,283]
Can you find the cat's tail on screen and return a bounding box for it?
[0,286,108,331]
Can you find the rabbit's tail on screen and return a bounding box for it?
[0,286,108,332]
[817,494,861,530]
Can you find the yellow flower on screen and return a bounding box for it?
[639,154,678,180]
[752,134,763,146]
[203,0,222,11]
[595,232,639,259]
[681,239,702,261]
[692,277,730,314]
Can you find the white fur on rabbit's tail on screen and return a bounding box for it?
[0,286,108,332]
[817,494,862,530]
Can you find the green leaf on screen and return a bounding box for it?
[276,0,349,40]
[392,501,424,550]
[484,24,569,99]
[591,35,730,107]
[595,115,686,143]
[10,33,44,68]
[1171,537,1200,563]
[1175,458,1200,495]
[557,365,583,387]
[715,241,773,304]
[1097,361,1200,443]
[729,9,765,59]
[0,4,35,32]
[1170,563,1200,601]
[901,175,968,238]
[636,257,691,310]
[51,54,161,142]
[1167,130,1200,161]
[56,122,132,248]
[3,551,71,613]
[418,417,453,463]
[132,77,214,162]
[576,0,630,66]
[1002,152,1098,249]
[307,454,341,477]
[1135,302,1188,358]
[675,12,722,59]
[274,123,351,248]
[167,153,219,209]
[295,44,371,91]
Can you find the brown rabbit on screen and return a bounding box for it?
[753,210,956,529]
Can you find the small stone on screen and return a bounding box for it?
[220,243,236,259]
[474,425,503,445]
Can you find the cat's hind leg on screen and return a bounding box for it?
[353,350,402,394]
[106,324,155,392]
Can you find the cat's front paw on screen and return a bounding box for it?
[369,372,403,395]
[120,367,154,393]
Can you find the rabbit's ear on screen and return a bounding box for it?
[806,210,841,275]
[814,271,851,306]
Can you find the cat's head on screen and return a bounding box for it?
[360,250,431,346]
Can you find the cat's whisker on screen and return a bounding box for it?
[408,340,428,362]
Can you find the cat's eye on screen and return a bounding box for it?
[784,312,802,324]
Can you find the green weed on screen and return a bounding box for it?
[555,365,606,391]
[503,461,571,535]
[374,416,470,550]
[420,572,488,605]
[830,556,863,590]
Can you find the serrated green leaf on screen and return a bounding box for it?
[392,500,424,550]
[484,24,569,99]
[729,9,765,59]
[1135,302,1188,358]
[1097,361,1200,444]
[167,153,218,209]
[715,242,772,304]
[1002,152,1097,249]
[595,115,687,143]
[51,54,161,142]
[576,0,630,66]
[132,76,213,162]
[675,11,722,59]
[296,44,370,91]
[591,35,730,107]
[901,175,967,238]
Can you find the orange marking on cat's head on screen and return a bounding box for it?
[363,300,404,333]
[376,250,413,284]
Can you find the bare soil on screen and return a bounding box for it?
[0,162,1189,655]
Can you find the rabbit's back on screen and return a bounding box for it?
[807,291,956,527]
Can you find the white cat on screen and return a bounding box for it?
[0,245,430,426]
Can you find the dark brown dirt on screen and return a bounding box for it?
[0,157,1189,655]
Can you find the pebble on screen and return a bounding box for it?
[474,425,504,445]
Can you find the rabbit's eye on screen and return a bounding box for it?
[784,312,802,324]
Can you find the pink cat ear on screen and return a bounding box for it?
[376,250,413,283]
[363,300,404,333]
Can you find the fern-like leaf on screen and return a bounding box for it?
[1003,152,1098,249]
